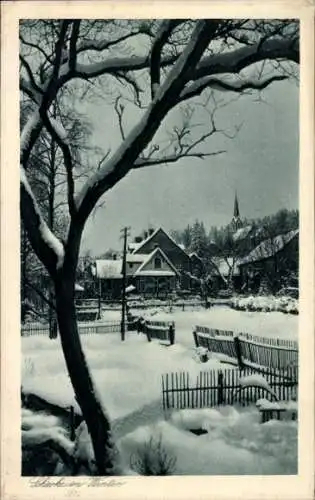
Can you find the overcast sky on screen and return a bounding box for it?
[80,78,298,256]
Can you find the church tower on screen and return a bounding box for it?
[231,192,243,231]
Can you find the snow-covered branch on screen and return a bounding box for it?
[20,167,65,275]
[179,74,288,102]
[150,20,182,99]
[20,110,42,165]
[75,20,219,222]
[193,36,299,80]
[39,106,76,217]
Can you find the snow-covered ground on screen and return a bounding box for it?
[126,305,298,345]
[21,306,298,475]
[118,405,297,475]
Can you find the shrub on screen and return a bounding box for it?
[130,434,177,475]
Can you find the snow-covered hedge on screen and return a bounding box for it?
[230,295,298,315]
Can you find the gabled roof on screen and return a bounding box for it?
[134,247,180,277]
[239,229,299,266]
[95,259,123,279]
[132,227,188,257]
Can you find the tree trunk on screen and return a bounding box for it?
[54,273,119,475]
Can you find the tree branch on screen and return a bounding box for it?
[193,36,299,79]
[76,29,151,54]
[75,20,220,223]
[179,74,288,102]
[150,20,182,99]
[20,167,65,276]
[114,96,126,140]
[134,149,225,169]
[19,54,43,96]
[24,277,56,312]
[39,107,76,217]
[69,20,81,73]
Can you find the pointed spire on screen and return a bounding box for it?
[231,191,242,231]
[233,191,240,218]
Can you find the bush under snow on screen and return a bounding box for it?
[230,295,298,315]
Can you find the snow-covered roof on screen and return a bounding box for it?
[134,247,180,277]
[75,283,85,292]
[126,253,147,263]
[95,259,123,279]
[134,270,176,277]
[232,225,253,242]
[211,257,240,276]
[132,227,188,256]
[128,242,141,252]
[239,229,299,266]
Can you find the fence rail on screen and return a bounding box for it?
[21,320,120,337]
[193,327,298,370]
[162,365,298,411]
[144,319,176,345]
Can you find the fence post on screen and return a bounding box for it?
[144,321,151,342]
[233,335,244,369]
[218,371,224,404]
[193,330,199,347]
[169,322,175,345]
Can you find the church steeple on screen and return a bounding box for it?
[233,192,240,218]
[231,191,242,230]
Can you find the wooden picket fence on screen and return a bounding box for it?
[193,326,298,370]
[143,319,176,345]
[21,320,120,337]
[161,365,298,411]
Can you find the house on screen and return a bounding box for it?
[238,229,299,292]
[128,227,192,289]
[91,227,197,299]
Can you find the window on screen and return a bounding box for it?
[154,257,162,269]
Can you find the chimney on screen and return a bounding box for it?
[112,253,117,260]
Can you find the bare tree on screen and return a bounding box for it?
[20,19,299,474]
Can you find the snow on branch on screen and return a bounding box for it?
[150,20,182,99]
[74,21,219,221]
[20,110,41,164]
[20,166,65,274]
[179,74,288,102]
[193,36,299,80]
[39,106,76,217]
